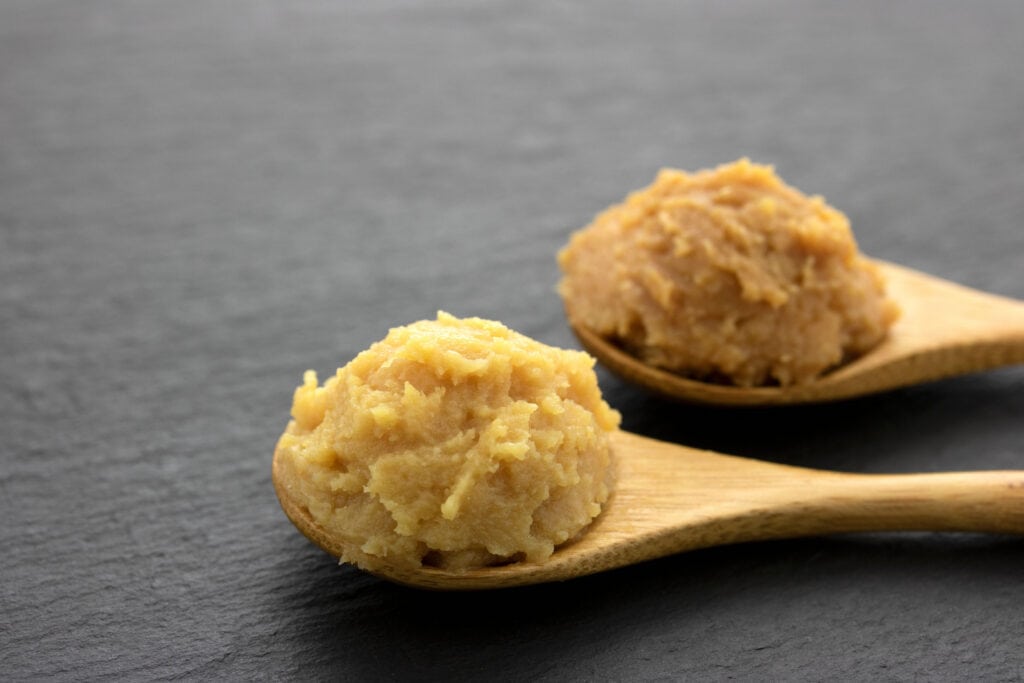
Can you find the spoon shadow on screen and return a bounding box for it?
[602,366,1024,473]
[272,533,1024,679]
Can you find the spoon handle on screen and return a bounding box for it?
[880,261,1024,376]
[742,469,1024,541]
[613,432,1024,564]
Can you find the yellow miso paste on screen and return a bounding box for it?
[273,312,620,573]
[558,159,899,387]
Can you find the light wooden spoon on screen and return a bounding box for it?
[273,429,1024,590]
[570,260,1024,406]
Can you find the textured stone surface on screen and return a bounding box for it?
[2,1,1022,679]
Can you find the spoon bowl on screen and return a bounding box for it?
[570,261,1024,406]
[274,429,1024,590]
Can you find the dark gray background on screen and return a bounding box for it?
[2,1,1023,680]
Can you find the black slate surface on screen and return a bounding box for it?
[2,1,1023,680]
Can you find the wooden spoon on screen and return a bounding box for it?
[570,260,1024,406]
[273,429,1024,590]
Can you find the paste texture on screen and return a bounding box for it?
[558,159,899,386]
[274,312,620,572]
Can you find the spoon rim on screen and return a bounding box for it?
[271,444,602,589]
[569,322,855,406]
[568,259,1024,406]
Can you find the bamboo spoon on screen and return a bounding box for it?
[273,429,1024,590]
[570,260,1024,406]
